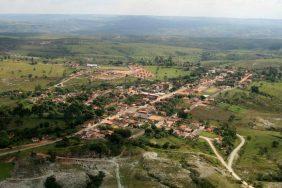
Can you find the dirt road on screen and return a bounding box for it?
[200,135,253,188]
[0,139,62,157]
[228,134,245,168]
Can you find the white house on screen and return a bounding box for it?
[87,64,98,68]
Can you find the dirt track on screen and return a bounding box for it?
[228,134,245,168]
[200,135,253,188]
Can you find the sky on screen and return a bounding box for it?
[0,0,282,19]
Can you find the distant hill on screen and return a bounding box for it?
[0,14,282,38]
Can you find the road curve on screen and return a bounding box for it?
[200,135,253,188]
[228,134,245,169]
[199,136,229,169]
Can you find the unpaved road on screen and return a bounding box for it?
[200,135,253,188]
[0,139,62,157]
[199,136,229,169]
[228,134,245,168]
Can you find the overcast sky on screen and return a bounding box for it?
[0,0,282,19]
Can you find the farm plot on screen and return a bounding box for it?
[145,66,190,80]
[0,60,72,91]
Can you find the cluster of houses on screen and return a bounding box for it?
[30,65,254,143]
[173,123,204,139]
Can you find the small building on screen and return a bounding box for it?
[149,115,164,122]
[87,64,98,68]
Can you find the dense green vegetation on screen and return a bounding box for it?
[0,98,98,147]
[0,163,14,181]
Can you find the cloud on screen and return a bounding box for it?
[0,0,282,19]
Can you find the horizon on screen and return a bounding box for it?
[1,13,282,21]
[0,0,282,19]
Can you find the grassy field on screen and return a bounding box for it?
[233,58,282,69]
[145,66,190,80]
[0,163,14,181]
[215,81,282,182]
[235,128,282,181]
[200,131,218,138]
[218,103,247,113]
[0,60,73,91]
[202,87,220,95]
[248,81,282,101]
[145,135,215,157]
[191,106,233,122]
[217,82,282,113]
[0,97,18,107]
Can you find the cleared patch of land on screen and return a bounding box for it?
[0,60,73,91]
[145,66,190,80]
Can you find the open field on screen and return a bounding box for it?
[214,81,282,183]
[203,87,220,95]
[145,66,190,80]
[248,81,282,100]
[217,81,282,113]
[235,128,282,181]
[191,106,233,122]
[233,58,282,69]
[0,60,73,91]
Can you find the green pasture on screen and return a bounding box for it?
[0,60,72,91]
[145,66,190,80]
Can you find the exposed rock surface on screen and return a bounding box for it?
[142,152,194,188]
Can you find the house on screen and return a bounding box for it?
[149,115,164,122]
[103,120,114,126]
[32,137,40,143]
[87,64,98,68]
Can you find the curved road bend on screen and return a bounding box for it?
[228,134,245,169]
[200,135,253,188]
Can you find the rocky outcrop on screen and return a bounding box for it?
[142,152,194,188]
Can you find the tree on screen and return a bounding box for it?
[55,137,70,148]
[48,150,57,162]
[89,140,109,157]
[178,109,190,119]
[44,176,61,188]
[34,84,42,92]
[163,142,170,149]
[115,129,132,138]
[0,131,10,148]
[228,115,236,122]
[272,140,279,148]
[15,119,24,127]
[87,171,105,188]
[251,86,259,94]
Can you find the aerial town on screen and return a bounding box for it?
[0,7,281,188]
